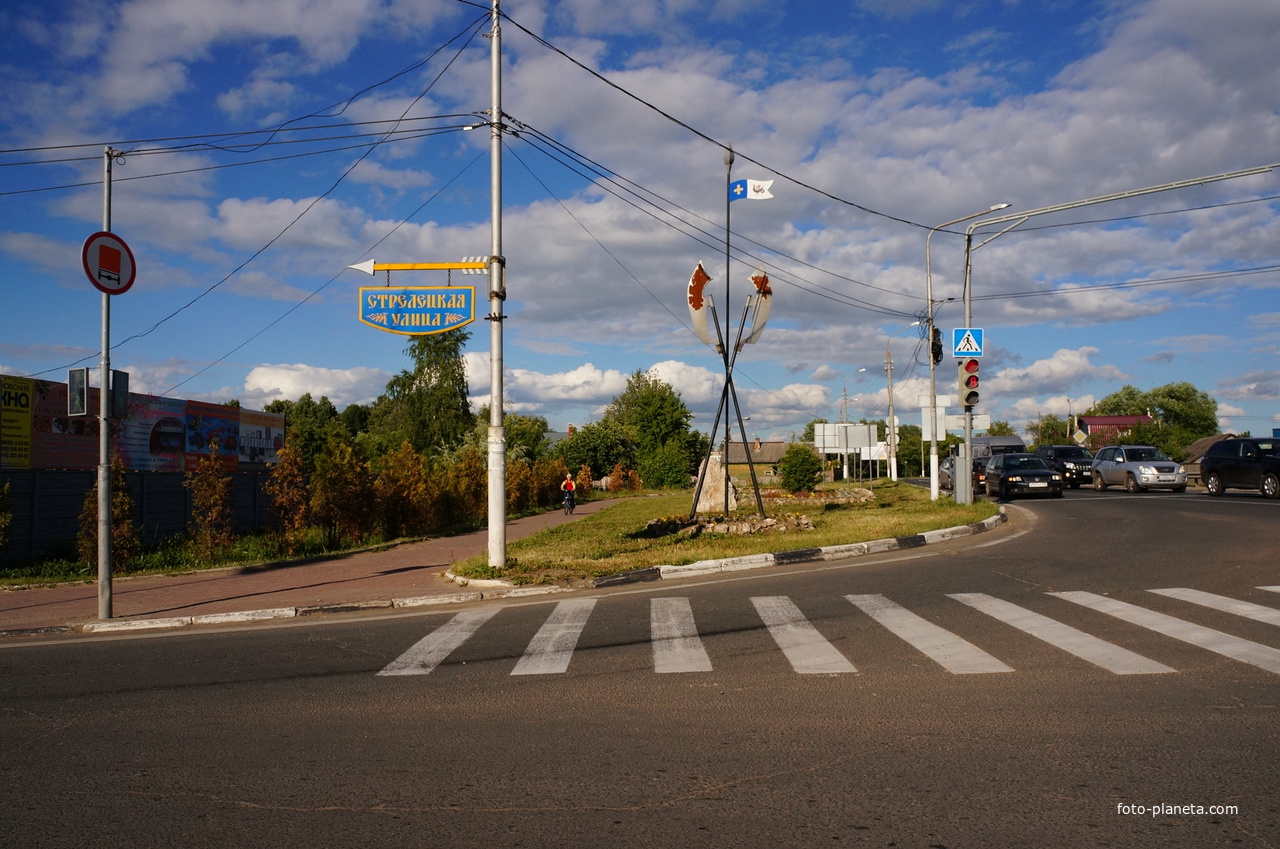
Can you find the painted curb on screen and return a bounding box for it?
[589,509,1008,588]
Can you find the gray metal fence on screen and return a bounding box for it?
[0,468,274,567]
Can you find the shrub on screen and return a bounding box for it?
[0,479,10,552]
[77,454,139,570]
[778,444,823,492]
[310,436,378,547]
[265,436,310,555]
[375,441,433,539]
[185,444,234,562]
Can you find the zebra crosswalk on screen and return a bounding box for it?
[376,587,1280,679]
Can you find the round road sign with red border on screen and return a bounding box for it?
[82,231,136,295]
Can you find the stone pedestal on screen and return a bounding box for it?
[696,451,738,514]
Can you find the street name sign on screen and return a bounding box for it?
[359,286,476,335]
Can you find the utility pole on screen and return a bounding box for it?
[98,148,115,620]
[486,0,507,571]
[885,341,898,481]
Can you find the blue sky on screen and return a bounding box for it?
[2,0,1278,442]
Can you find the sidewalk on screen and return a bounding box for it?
[1,500,1009,638]
[0,499,618,637]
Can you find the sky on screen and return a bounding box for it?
[2,0,1278,444]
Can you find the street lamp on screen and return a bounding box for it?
[925,203,1009,501]
[883,320,921,481]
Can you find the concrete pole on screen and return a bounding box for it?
[486,0,507,570]
[98,148,114,619]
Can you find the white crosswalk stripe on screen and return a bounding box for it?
[847,594,1012,674]
[378,608,500,676]
[651,597,713,673]
[379,588,1280,680]
[750,596,857,674]
[1050,591,1280,675]
[948,593,1173,675]
[1149,588,1280,626]
[512,598,598,675]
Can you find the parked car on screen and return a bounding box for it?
[972,454,991,493]
[1200,437,1280,499]
[1091,445,1187,492]
[1033,444,1095,489]
[984,453,1064,500]
[938,455,956,490]
[939,454,989,493]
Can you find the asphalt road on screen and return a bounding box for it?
[3,488,1277,848]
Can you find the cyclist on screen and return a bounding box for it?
[560,472,576,514]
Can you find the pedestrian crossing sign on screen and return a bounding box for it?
[953,327,984,357]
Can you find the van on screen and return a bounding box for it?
[970,435,1026,459]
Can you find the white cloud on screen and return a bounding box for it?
[990,347,1126,397]
[242,363,391,408]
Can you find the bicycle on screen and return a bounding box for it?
[562,491,575,515]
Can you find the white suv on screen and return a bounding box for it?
[1091,445,1187,493]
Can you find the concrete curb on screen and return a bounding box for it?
[594,510,1007,587]
[16,511,1006,638]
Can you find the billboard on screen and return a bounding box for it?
[0,374,284,472]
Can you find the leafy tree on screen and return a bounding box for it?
[77,455,139,570]
[374,441,433,539]
[472,409,551,461]
[637,439,693,489]
[778,444,823,492]
[309,436,378,546]
[265,393,345,475]
[802,418,828,443]
[602,369,695,455]
[265,435,310,555]
[184,443,234,562]
[987,420,1017,436]
[553,419,635,478]
[369,330,473,455]
[1146,382,1219,437]
[1027,415,1069,448]
[892,424,923,477]
[340,402,372,438]
[1088,382,1219,459]
[1088,385,1148,417]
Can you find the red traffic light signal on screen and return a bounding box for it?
[957,357,980,407]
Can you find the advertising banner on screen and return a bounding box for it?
[117,393,187,471]
[2,373,276,472]
[32,380,101,470]
[1,376,34,469]
[238,409,285,466]
[185,400,240,470]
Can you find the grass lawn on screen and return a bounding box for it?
[451,479,999,585]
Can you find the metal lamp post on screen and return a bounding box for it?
[884,320,920,481]
[925,203,1009,501]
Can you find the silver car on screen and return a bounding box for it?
[1091,444,1187,493]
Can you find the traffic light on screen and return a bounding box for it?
[930,325,943,365]
[957,357,980,407]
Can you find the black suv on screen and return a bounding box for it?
[1201,437,1280,499]
[1033,444,1095,489]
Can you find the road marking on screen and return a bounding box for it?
[848,594,1012,674]
[1149,588,1280,627]
[511,599,598,675]
[1050,591,1280,675]
[651,597,713,673]
[751,596,856,674]
[377,608,500,676]
[948,593,1172,675]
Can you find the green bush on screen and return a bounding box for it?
[778,443,823,492]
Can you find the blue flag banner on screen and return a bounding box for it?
[729,178,774,202]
